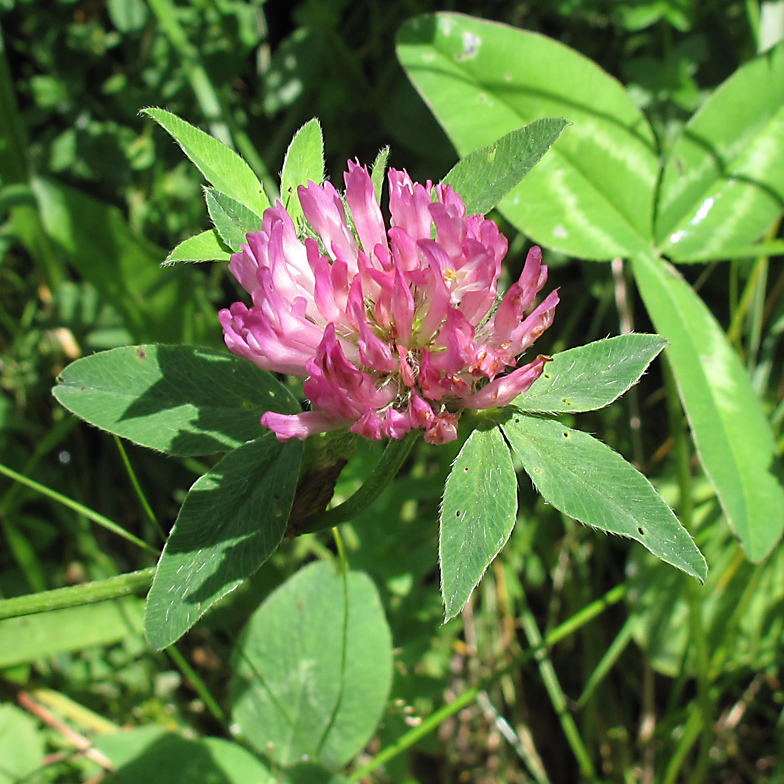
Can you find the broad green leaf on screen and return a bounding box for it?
[632,252,784,561]
[397,13,659,260]
[280,118,325,221]
[656,41,784,261]
[672,239,784,263]
[0,705,44,784]
[440,426,517,620]
[163,229,232,265]
[503,414,707,580]
[441,119,568,215]
[29,177,212,343]
[145,436,302,650]
[515,334,667,413]
[54,344,298,457]
[142,108,269,217]
[0,597,143,667]
[97,730,276,784]
[205,188,263,252]
[231,562,392,769]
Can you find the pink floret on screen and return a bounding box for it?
[220,160,558,445]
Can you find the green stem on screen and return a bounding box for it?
[348,688,478,784]
[662,709,703,784]
[297,430,419,535]
[113,435,165,542]
[333,526,349,575]
[576,616,635,706]
[166,644,226,725]
[745,0,761,50]
[0,568,155,620]
[664,358,712,783]
[347,583,626,782]
[519,595,599,782]
[0,461,157,553]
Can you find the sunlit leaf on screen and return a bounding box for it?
[515,334,667,413]
[145,436,302,650]
[397,13,658,259]
[503,413,707,580]
[0,598,143,667]
[440,426,517,619]
[632,252,784,560]
[163,229,232,265]
[142,108,269,217]
[656,41,784,261]
[280,118,325,221]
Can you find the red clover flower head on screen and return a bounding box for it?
[219,160,559,445]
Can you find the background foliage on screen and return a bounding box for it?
[1,0,784,782]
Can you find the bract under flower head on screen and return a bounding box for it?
[219,160,559,445]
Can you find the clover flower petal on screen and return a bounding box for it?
[219,160,558,445]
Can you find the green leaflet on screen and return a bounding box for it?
[440,119,568,215]
[398,13,658,260]
[53,344,298,457]
[515,334,667,414]
[231,562,392,769]
[502,414,707,581]
[142,108,269,218]
[280,118,325,221]
[205,188,263,251]
[144,436,303,650]
[656,40,784,261]
[439,426,518,620]
[163,228,232,265]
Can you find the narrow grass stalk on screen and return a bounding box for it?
[166,644,226,725]
[577,616,635,706]
[664,358,712,783]
[30,688,120,735]
[727,221,779,347]
[113,435,165,542]
[662,709,703,784]
[0,568,155,620]
[0,461,157,553]
[347,583,626,782]
[519,595,599,782]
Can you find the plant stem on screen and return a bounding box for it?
[664,357,713,783]
[166,644,226,725]
[0,568,156,620]
[0,461,157,553]
[348,582,626,782]
[113,435,165,542]
[297,430,419,534]
[519,594,599,782]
